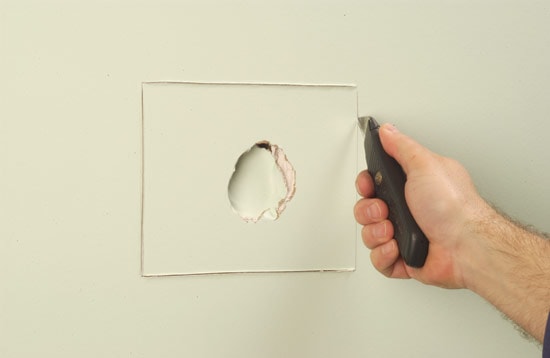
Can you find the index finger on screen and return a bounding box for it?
[355,170,375,198]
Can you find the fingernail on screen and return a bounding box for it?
[372,222,386,238]
[367,202,381,219]
[383,124,398,133]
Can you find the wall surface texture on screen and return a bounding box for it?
[2,1,549,357]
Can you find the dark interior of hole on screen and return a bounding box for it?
[255,142,272,151]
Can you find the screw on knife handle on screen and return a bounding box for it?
[363,117,429,268]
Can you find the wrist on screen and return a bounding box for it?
[458,204,504,292]
[446,196,495,292]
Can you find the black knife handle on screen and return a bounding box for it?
[363,117,429,267]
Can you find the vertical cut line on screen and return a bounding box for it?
[354,88,359,271]
[140,83,145,277]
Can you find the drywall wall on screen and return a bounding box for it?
[141,82,357,276]
[2,1,549,357]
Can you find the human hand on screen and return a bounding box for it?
[354,124,491,289]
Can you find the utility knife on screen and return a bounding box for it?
[358,116,429,268]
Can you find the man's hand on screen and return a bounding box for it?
[354,123,490,288]
[354,123,550,342]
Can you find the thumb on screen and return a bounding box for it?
[379,124,432,174]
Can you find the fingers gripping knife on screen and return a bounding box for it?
[358,117,429,268]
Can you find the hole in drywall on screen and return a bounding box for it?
[228,141,296,223]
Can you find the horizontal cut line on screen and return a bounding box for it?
[142,81,357,88]
[142,268,355,278]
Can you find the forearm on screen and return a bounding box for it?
[461,207,550,342]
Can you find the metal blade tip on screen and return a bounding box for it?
[358,116,370,135]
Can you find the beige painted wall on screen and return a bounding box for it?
[2,1,548,357]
